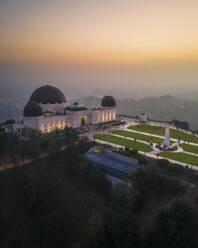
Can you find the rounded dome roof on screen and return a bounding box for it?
[23,101,43,117]
[101,96,116,107]
[66,102,87,111]
[30,85,66,104]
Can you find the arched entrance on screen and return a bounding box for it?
[81,114,87,126]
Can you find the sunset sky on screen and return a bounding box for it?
[0,0,198,98]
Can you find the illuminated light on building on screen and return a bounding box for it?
[94,148,100,153]
[60,122,63,129]
[50,123,54,131]
[21,85,117,133]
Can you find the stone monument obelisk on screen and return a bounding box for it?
[163,125,170,149]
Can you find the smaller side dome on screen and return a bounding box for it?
[101,96,116,107]
[23,101,43,117]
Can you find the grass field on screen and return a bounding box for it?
[94,134,153,152]
[128,124,165,136]
[159,152,198,166]
[112,130,165,144]
[128,124,198,144]
[180,143,198,155]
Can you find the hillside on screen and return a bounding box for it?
[1,129,198,247]
[1,94,198,129]
[0,149,111,248]
[77,95,198,129]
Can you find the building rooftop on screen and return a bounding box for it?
[23,101,43,117]
[66,102,87,111]
[101,96,116,107]
[30,85,66,104]
[86,147,138,178]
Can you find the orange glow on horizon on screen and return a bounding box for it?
[1,43,198,67]
[1,0,198,67]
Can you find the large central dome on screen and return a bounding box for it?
[30,85,66,104]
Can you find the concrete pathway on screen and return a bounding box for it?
[110,131,198,157]
[94,138,196,187]
[84,120,198,170]
[94,138,198,172]
[179,150,198,157]
[138,151,198,172]
[124,128,177,142]
[125,125,198,147]
[110,133,150,145]
[119,127,198,156]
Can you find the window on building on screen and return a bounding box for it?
[55,123,59,129]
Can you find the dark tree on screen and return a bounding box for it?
[147,201,198,248]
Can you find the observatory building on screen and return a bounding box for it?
[21,85,117,133]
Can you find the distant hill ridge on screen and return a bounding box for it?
[1,94,198,129]
[75,95,198,129]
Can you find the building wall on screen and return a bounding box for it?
[139,114,147,123]
[39,103,66,114]
[96,108,116,123]
[23,107,117,133]
[23,116,44,132]
[66,107,117,126]
[24,115,71,133]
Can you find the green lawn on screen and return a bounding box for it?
[94,134,153,152]
[128,124,198,144]
[159,152,198,166]
[180,143,198,155]
[128,124,165,136]
[170,129,198,144]
[112,130,165,144]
